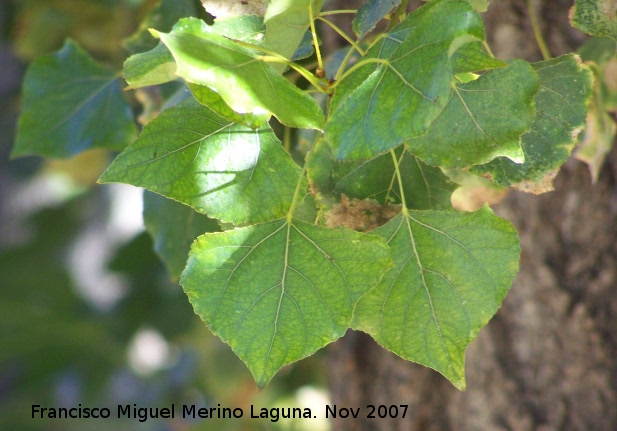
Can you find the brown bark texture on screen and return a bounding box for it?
[325,1,617,430]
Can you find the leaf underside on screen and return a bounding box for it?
[157,17,325,130]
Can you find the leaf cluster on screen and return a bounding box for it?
[12,0,607,390]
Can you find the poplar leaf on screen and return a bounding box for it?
[13,40,136,159]
[406,60,538,168]
[125,16,269,90]
[99,98,302,225]
[353,206,520,390]
[469,55,593,192]
[181,219,393,387]
[325,0,486,160]
[156,17,325,130]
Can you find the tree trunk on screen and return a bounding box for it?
[325,1,617,430]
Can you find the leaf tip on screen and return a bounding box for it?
[148,29,161,39]
[452,377,467,391]
[96,169,113,185]
[8,145,25,160]
[254,376,271,390]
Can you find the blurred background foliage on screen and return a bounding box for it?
[0,1,329,430]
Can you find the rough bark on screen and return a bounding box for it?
[326,1,617,430]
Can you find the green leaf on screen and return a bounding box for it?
[123,18,275,127]
[125,16,298,128]
[352,206,520,390]
[406,60,538,168]
[325,0,485,160]
[264,0,323,65]
[469,54,593,192]
[99,98,303,225]
[124,43,177,89]
[12,40,137,159]
[123,0,198,54]
[352,0,402,40]
[156,17,324,130]
[307,140,455,210]
[181,219,393,387]
[570,0,617,40]
[125,16,270,90]
[143,191,221,280]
